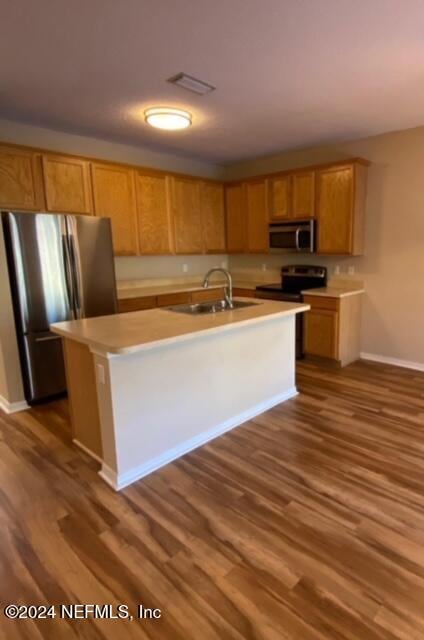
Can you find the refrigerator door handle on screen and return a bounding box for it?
[68,234,82,317]
[34,335,62,343]
[62,233,76,319]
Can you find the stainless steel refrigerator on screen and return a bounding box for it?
[2,211,117,404]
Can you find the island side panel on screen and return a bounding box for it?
[62,338,103,459]
[99,314,297,490]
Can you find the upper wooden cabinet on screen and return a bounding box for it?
[268,175,291,221]
[268,171,315,221]
[201,182,226,253]
[42,154,92,214]
[91,163,138,256]
[225,184,245,253]
[172,177,203,254]
[316,162,367,255]
[135,172,174,255]
[292,170,315,218]
[245,180,268,253]
[0,145,44,210]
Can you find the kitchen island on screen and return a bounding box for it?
[51,298,309,490]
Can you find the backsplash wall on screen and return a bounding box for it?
[228,253,364,283]
[115,255,228,281]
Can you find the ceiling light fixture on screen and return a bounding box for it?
[144,107,192,131]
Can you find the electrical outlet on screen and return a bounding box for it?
[261,263,267,271]
[334,264,340,275]
[221,260,227,269]
[97,364,105,385]
[182,263,188,273]
[348,265,355,276]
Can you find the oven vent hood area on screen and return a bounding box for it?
[269,220,315,253]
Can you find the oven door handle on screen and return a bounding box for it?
[295,228,301,251]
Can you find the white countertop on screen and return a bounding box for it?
[302,287,365,298]
[51,298,309,356]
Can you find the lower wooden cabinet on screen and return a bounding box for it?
[191,288,225,303]
[118,287,227,313]
[232,287,256,298]
[0,145,44,210]
[117,296,157,313]
[156,291,192,307]
[304,306,339,359]
[303,294,362,366]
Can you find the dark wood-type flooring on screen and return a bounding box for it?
[1,359,424,639]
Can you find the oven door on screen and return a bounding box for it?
[269,221,315,253]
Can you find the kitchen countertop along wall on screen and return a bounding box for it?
[116,272,280,300]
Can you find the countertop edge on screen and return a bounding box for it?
[301,288,365,299]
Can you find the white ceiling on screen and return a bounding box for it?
[2,0,424,164]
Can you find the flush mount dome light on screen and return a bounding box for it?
[144,107,192,130]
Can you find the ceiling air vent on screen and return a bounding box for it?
[167,73,215,95]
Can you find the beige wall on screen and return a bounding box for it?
[0,118,224,179]
[115,254,227,281]
[226,125,424,366]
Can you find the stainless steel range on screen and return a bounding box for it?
[256,265,327,358]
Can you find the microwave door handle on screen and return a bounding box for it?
[295,228,301,251]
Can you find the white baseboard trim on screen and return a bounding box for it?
[0,395,29,414]
[360,352,424,373]
[73,438,103,464]
[99,386,298,491]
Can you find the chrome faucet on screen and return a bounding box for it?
[203,268,233,308]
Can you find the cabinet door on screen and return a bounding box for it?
[201,182,226,253]
[292,170,315,218]
[135,172,173,255]
[0,146,44,210]
[246,180,268,253]
[118,296,157,313]
[91,163,138,256]
[42,154,92,214]
[304,308,339,359]
[172,178,203,254]
[225,184,245,253]
[316,166,353,254]
[268,175,291,221]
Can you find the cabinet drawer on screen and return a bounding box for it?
[304,308,339,360]
[303,295,340,312]
[191,288,225,303]
[118,296,157,313]
[156,292,192,307]
[233,288,256,298]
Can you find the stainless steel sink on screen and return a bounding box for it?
[166,299,260,315]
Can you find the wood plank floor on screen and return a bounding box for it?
[1,359,424,639]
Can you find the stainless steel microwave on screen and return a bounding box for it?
[269,220,315,253]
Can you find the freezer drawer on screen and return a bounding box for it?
[22,332,66,403]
